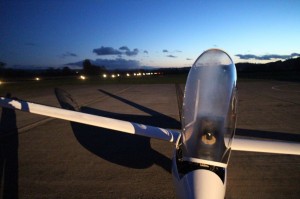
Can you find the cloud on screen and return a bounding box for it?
[143,50,148,54]
[93,46,139,56]
[119,46,130,51]
[235,53,300,60]
[235,54,260,60]
[124,48,139,56]
[166,55,177,58]
[163,49,182,53]
[119,46,139,56]
[186,58,193,60]
[60,52,78,58]
[93,46,122,56]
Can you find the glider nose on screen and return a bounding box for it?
[174,169,226,199]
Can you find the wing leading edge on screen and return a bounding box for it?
[0,97,180,143]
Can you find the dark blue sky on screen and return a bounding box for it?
[1,0,300,69]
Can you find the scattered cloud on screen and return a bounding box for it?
[93,46,139,56]
[166,55,177,58]
[235,53,300,60]
[119,46,130,51]
[124,48,139,56]
[163,49,182,53]
[186,58,193,60]
[235,54,259,60]
[143,50,148,54]
[93,46,122,56]
[60,52,78,58]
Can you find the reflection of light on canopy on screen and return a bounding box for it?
[181,49,237,165]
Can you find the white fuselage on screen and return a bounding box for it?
[172,153,226,199]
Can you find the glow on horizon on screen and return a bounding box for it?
[0,1,299,69]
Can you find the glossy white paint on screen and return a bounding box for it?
[0,97,180,143]
[231,137,300,155]
[172,156,226,199]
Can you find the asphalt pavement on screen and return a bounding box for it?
[0,80,299,198]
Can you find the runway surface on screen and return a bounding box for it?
[0,80,300,198]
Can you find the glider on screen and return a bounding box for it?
[0,49,299,199]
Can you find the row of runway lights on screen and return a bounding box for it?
[0,77,41,85]
[0,73,161,84]
[79,72,161,80]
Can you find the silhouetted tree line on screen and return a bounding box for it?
[0,59,106,79]
[82,59,106,75]
[236,57,300,81]
[0,61,5,68]
[154,67,190,74]
[236,57,300,72]
[0,66,77,79]
[44,67,76,76]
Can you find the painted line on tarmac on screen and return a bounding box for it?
[271,83,300,93]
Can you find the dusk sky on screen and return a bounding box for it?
[1,0,300,69]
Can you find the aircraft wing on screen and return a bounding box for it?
[231,137,300,155]
[0,97,180,143]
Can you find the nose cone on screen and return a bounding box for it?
[174,169,225,199]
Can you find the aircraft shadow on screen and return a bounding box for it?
[55,88,181,173]
[97,89,181,129]
[0,93,19,199]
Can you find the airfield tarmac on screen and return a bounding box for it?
[0,79,300,199]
